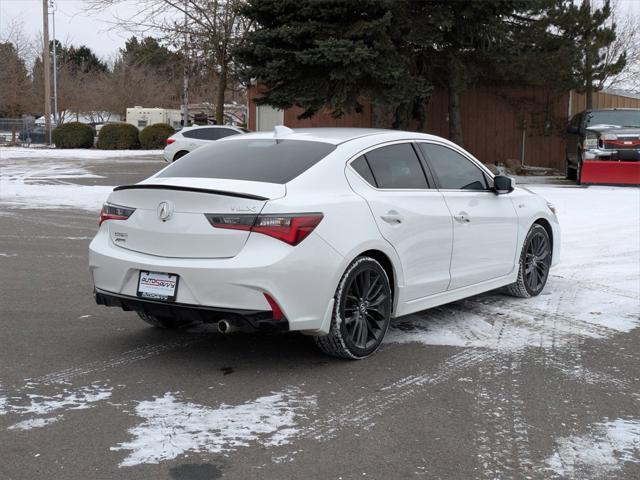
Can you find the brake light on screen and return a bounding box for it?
[99,203,135,226]
[166,138,176,145]
[204,213,323,246]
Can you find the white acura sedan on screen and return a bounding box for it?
[90,127,560,359]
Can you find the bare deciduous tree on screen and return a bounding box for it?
[601,6,640,93]
[86,0,247,124]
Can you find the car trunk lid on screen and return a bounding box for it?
[105,177,285,258]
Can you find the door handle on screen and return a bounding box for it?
[380,211,403,224]
[453,212,471,224]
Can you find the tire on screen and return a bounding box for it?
[506,224,552,298]
[565,156,577,181]
[576,158,583,185]
[173,150,188,162]
[136,311,189,329]
[314,257,392,359]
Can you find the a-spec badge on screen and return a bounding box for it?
[157,201,174,222]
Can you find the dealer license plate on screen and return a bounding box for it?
[137,271,179,301]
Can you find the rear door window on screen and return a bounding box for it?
[419,143,489,190]
[158,139,336,184]
[363,143,429,189]
[351,155,377,187]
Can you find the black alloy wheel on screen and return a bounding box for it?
[523,229,551,294]
[507,224,552,298]
[315,257,392,359]
[342,266,390,351]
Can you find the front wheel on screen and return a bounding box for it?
[314,257,392,359]
[565,156,577,181]
[506,224,552,298]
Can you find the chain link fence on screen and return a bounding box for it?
[0,117,48,146]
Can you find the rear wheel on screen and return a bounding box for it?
[137,311,189,329]
[173,150,188,162]
[315,257,392,359]
[506,224,552,298]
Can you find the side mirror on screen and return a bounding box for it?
[566,125,579,135]
[493,175,515,195]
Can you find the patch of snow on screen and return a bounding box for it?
[112,387,316,467]
[546,419,640,476]
[8,416,62,431]
[0,147,162,159]
[0,156,114,210]
[9,384,112,416]
[0,394,7,415]
[0,178,113,211]
[0,253,17,257]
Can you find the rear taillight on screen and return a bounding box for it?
[166,138,176,145]
[99,203,135,226]
[204,213,323,246]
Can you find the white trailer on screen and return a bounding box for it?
[126,107,183,130]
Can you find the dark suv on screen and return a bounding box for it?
[565,108,640,184]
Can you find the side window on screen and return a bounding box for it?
[419,143,488,191]
[364,143,429,189]
[183,128,219,140]
[351,155,376,186]
[199,128,220,140]
[217,128,241,139]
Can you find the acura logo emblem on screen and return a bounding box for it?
[157,201,173,221]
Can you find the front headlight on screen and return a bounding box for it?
[602,133,618,141]
[584,134,598,149]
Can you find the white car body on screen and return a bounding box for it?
[90,128,560,350]
[163,125,247,162]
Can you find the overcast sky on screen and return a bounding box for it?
[1,0,639,62]
[0,0,149,60]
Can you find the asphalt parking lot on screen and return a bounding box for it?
[0,149,639,480]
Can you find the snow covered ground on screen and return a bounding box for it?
[0,146,162,160]
[0,152,638,477]
[0,148,161,211]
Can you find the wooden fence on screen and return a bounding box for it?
[247,85,640,171]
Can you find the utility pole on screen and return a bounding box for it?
[182,0,189,128]
[50,0,58,126]
[42,0,52,145]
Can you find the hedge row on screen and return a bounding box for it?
[52,122,174,150]
[51,122,94,149]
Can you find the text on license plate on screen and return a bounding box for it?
[137,271,179,301]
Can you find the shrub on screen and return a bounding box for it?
[139,123,175,149]
[52,122,94,149]
[97,123,140,150]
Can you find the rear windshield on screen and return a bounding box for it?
[159,139,336,184]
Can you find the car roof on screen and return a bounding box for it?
[234,127,439,145]
[181,125,241,130]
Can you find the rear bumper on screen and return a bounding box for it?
[95,288,288,331]
[89,226,345,332]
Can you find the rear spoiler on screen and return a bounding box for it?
[113,184,269,201]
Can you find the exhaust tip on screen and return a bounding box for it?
[217,319,231,334]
